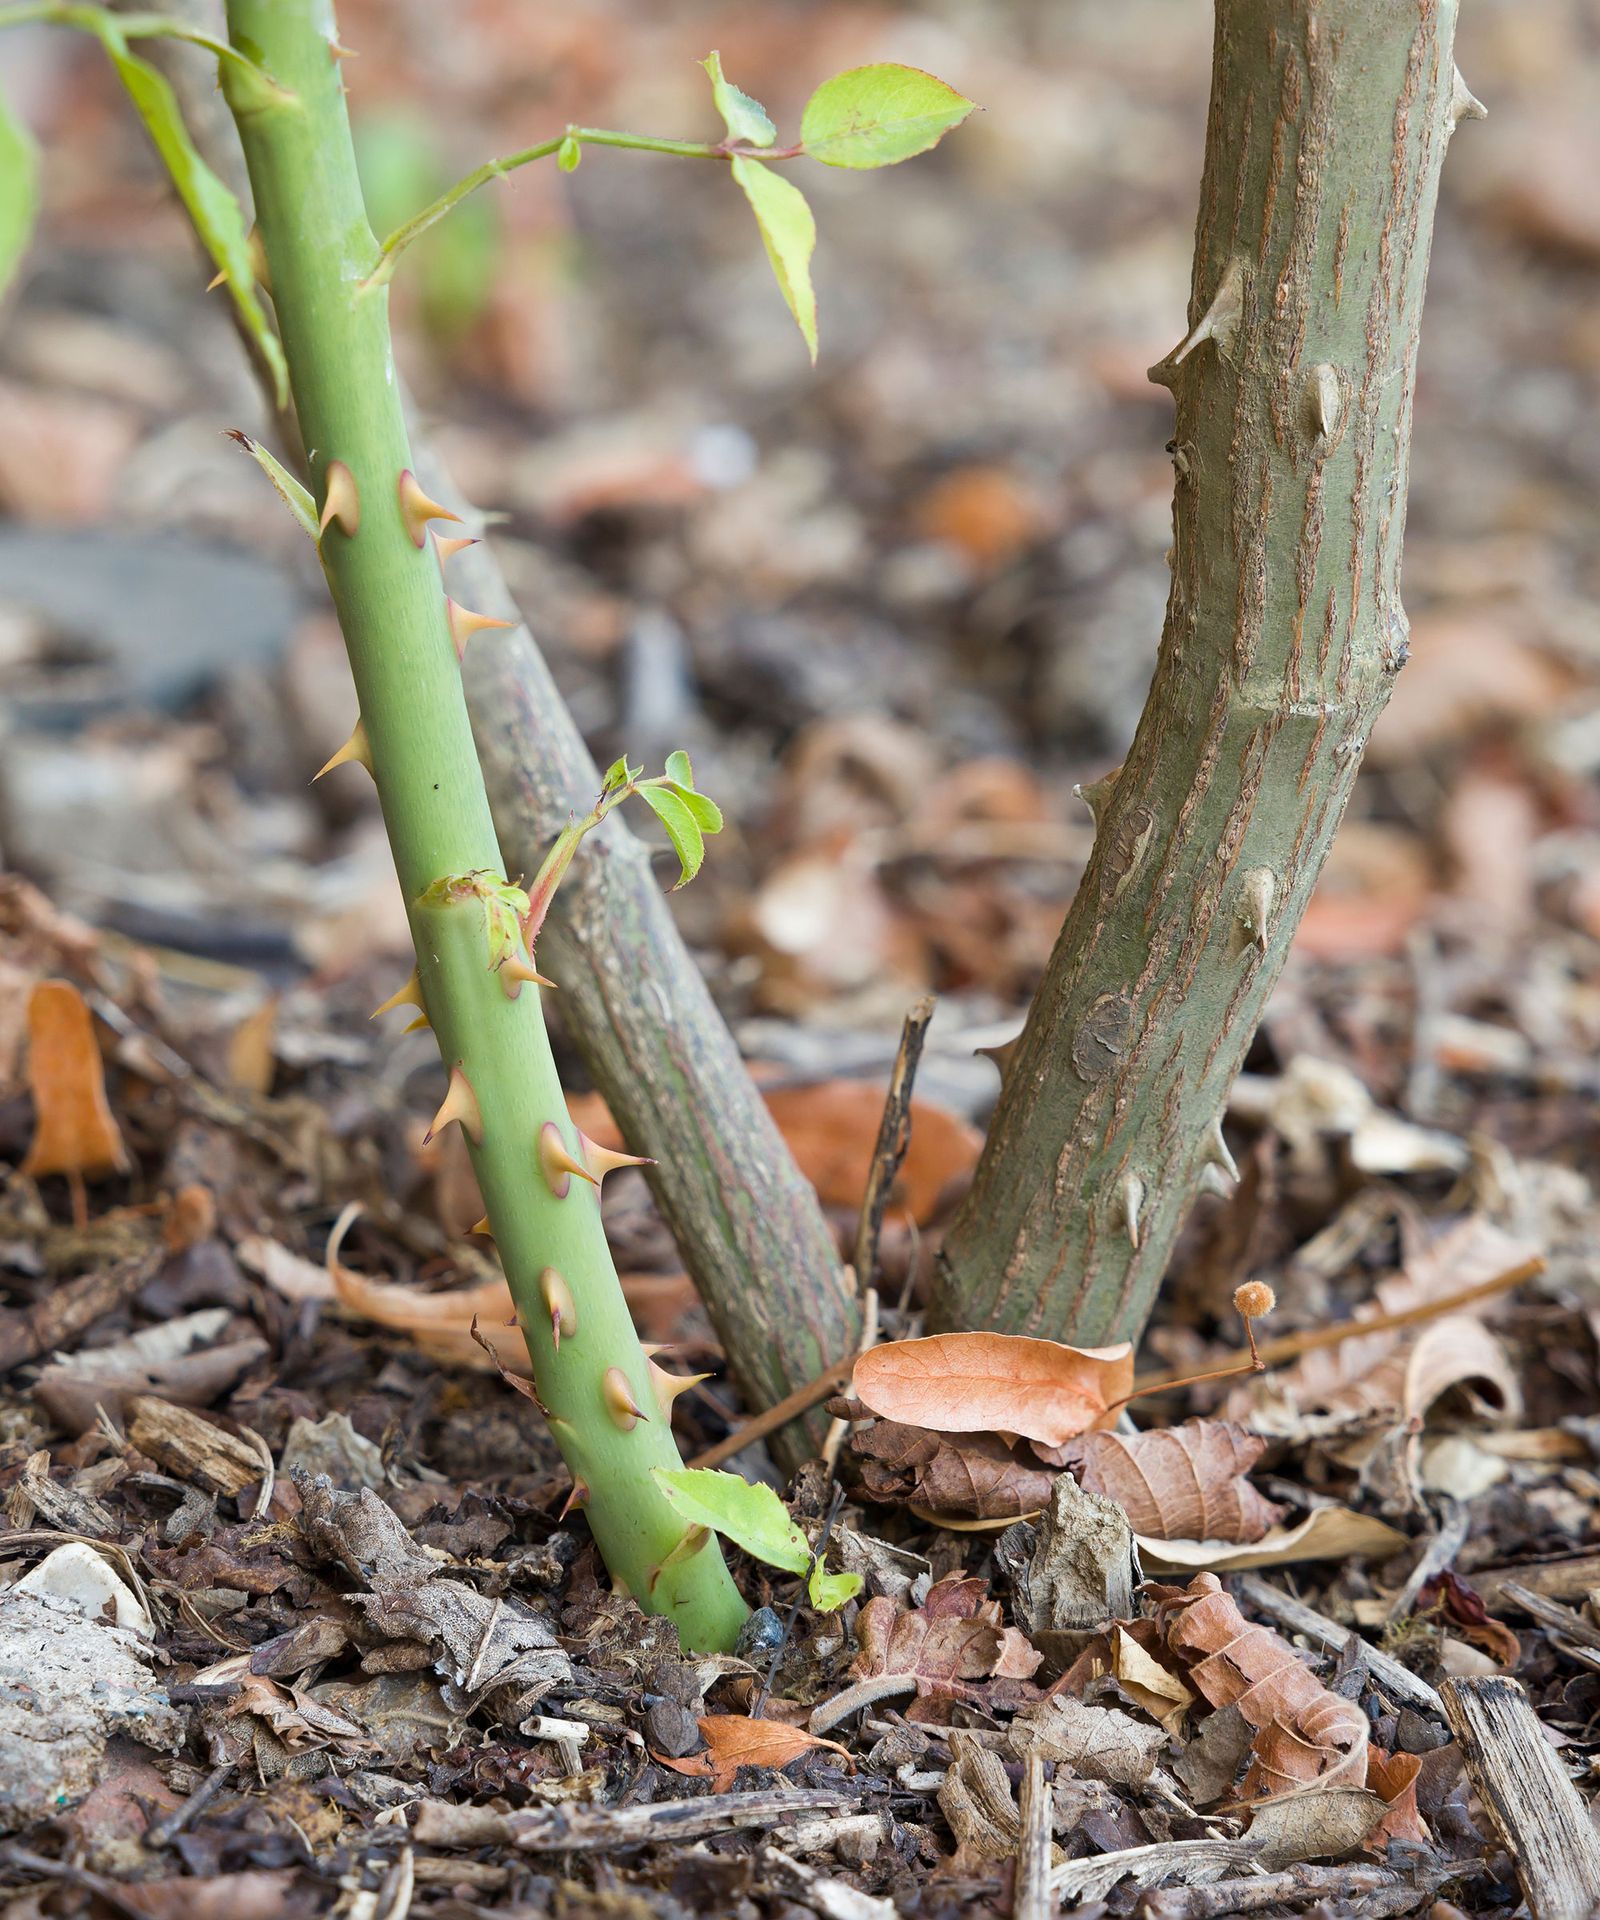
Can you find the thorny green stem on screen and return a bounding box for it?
[218,0,747,1652]
[0,1,265,80]
[367,129,803,288]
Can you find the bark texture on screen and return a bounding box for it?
[933,0,1470,1346]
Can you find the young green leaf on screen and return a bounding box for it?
[807,1565,863,1612]
[663,783,724,834]
[0,83,38,304]
[557,133,581,173]
[730,156,817,361]
[654,1468,811,1574]
[800,64,974,170]
[224,430,318,539]
[639,783,707,889]
[701,51,777,150]
[78,16,288,407]
[664,749,695,789]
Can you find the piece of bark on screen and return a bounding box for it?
[0,1255,155,1374]
[410,1787,857,1853]
[1440,1675,1600,1920]
[1007,1472,1137,1642]
[1012,1752,1053,1920]
[125,1396,263,1499]
[1143,1863,1445,1920]
[932,0,1472,1347]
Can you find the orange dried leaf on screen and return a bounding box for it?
[852,1572,1041,1716]
[1150,1573,1368,1801]
[325,1211,527,1375]
[690,1715,850,1793]
[852,1332,1133,1449]
[1065,1418,1284,1544]
[1365,1747,1431,1851]
[21,980,129,1182]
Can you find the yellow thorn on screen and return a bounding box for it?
[205,267,226,293]
[329,37,357,60]
[601,1366,649,1431]
[318,460,361,539]
[469,1215,492,1237]
[313,718,372,782]
[425,1063,483,1146]
[433,533,479,563]
[498,951,556,999]
[397,468,461,548]
[403,1013,431,1033]
[371,967,426,1022]
[579,1131,654,1184]
[540,1268,577,1350]
[445,598,512,661]
[538,1121,599,1197]
[648,1358,710,1417]
[246,226,271,294]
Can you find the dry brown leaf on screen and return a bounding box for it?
[1135,1505,1409,1575]
[1150,1573,1369,1801]
[1064,1419,1282,1543]
[1364,1747,1432,1851]
[21,979,130,1183]
[847,1416,1056,1521]
[852,1572,1042,1717]
[1009,1692,1167,1786]
[655,1715,850,1793]
[1246,1786,1386,1867]
[852,1332,1133,1450]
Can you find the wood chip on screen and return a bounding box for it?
[1441,1675,1600,1920]
[125,1395,265,1498]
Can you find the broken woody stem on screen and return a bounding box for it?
[219,0,746,1651]
[933,0,1479,1350]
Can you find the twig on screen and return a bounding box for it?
[145,1760,236,1849]
[1386,1494,1468,1622]
[1013,1752,1054,1920]
[689,1252,1546,1471]
[853,996,936,1298]
[1131,1255,1544,1393]
[821,1286,878,1476]
[1232,1574,1444,1717]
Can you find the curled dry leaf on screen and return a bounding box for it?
[846,1413,1056,1521]
[1135,1504,1408,1575]
[21,979,129,1182]
[1365,1747,1431,1850]
[655,1714,850,1793]
[1150,1573,1369,1801]
[852,1571,1041,1718]
[1064,1419,1283,1544]
[852,1332,1133,1450]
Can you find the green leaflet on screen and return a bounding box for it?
[801,64,974,170]
[730,155,816,361]
[653,1468,862,1612]
[0,80,37,303]
[701,50,776,150]
[639,784,706,889]
[225,430,317,538]
[81,12,288,406]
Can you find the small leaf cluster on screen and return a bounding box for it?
[705,55,975,360]
[654,1467,861,1612]
[599,750,724,889]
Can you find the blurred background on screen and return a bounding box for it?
[1,0,1598,1155]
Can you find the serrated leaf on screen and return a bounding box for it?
[800,64,974,170]
[730,155,816,362]
[0,83,38,304]
[664,749,695,789]
[806,1565,863,1612]
[662,781,724,834]
[81,17,287,407]
[653,1468,811,1575]
[701,51,776,149]
[639,783,706,889]
[224,430,317,539]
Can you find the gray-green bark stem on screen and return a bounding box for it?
[932,0,1471,1346]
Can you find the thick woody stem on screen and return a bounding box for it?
[932,0,1469,1346]
[220,0,746,1651]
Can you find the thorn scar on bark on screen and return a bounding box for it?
[1448,66,1486,133]
[1149,255,1246,387]
[1236,868,1276,950]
